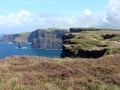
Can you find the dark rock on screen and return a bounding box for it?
[102,34,119,39]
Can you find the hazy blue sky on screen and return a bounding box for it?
[0,0,107,15]
[0,0,120,33]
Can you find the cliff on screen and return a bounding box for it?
[1,34,20,43]
[1,32,31,43]
[61,28,120,58]
[29,29,67,49]
[14,32,31,43]
[1,28,67,49]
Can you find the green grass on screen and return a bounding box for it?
[110,35,120,41]
[14,32,31,43]
[105,48,120,55]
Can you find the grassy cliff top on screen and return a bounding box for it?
[14,32,31,43]
[36,28,69,32]
[64,30,120,50]
[0,54,120,90]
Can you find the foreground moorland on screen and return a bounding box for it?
[0,54,120,90]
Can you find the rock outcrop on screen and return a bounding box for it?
[0,35,3,41]
[61,28,120,58]
[29,29,67,49]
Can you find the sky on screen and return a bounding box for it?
[0,0,120,34]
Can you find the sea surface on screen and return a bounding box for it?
[0,42,62,58]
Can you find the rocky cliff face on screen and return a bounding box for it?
[61,28,120,58]
[1,34,20,43]
[1,32,31,43]
[29,29,67,49]
[1,29,67,49]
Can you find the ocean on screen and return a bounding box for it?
[0,42,61,58]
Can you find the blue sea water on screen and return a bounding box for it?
[0,42,62,58]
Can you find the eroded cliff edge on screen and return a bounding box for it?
[61,28,120,58]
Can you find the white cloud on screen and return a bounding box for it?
[84,9,92,16]
[0,9,99,33]
[0,10,32,26]
[101,0,120,28]
[1,0,120,34]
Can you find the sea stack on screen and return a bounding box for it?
[18,43,22,48]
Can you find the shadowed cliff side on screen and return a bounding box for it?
[1,34,20,43]
[29,29,67,49]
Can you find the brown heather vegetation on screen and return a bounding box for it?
[0,54,120,90]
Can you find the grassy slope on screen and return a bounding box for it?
[14,32,31,43]
[0,54,120,90]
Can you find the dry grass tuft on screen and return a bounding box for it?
[0,54,120,90]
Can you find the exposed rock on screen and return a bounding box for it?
[102,34,119,39]
[70,28,103,32]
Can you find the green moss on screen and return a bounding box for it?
[70,47,79,56]
[105,48,120,55]
[110,35,120,41]
[69,38,105,50]
[14,32,31,43]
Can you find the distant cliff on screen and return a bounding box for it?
[14,32,31,43]
[1,34,20,43]
[1,28,67,49]
[61,28,120,58]
[29,29,67,49]
[1,32,31,43]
